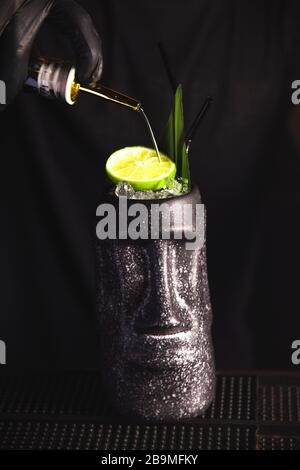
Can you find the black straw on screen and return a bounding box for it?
[158,42,177,94]
[185,96,213,153]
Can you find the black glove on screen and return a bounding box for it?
[0,0,103,107]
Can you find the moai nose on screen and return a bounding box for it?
[134,241,192,335]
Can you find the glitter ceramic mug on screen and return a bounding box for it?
[95,185,215,420]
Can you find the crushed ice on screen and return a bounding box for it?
[114,178,190,200]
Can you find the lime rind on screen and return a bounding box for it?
[106,146,176,190]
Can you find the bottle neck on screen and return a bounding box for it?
[25,57,141,110]
[25,58,77,105]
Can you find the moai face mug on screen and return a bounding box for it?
[95,185,215,420]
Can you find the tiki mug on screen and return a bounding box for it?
[95,185,215,420]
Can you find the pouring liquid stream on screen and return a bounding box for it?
[25,59,161,163]
[77,84,161,163]
[139,108,161,163]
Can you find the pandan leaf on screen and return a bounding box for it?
[163,107,175,165]
[160,85,191,188]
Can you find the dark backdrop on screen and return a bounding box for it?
[1,0,300,370]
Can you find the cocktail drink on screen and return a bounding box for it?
[24,56,215,419]
[95,182,215,420]
[95,78,215,420]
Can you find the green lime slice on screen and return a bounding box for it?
[106,146,176,190]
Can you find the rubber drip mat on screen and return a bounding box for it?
[256,374,300,449]
[257,435,300,450]
[257,375,300,423]
[0,372,256,423]
[1,371,300,450]
[0,420,256,450]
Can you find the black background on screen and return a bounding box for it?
[0,0,300,370]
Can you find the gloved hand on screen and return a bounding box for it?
[0,0,103,108]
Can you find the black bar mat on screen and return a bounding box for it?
[0,420,256,450]
[0,372,256,423]
[0,371,300,449]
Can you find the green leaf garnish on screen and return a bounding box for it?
[160,85,191,189]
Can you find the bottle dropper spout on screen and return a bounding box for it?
[71,81,161,163]
[77,83,141,111]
